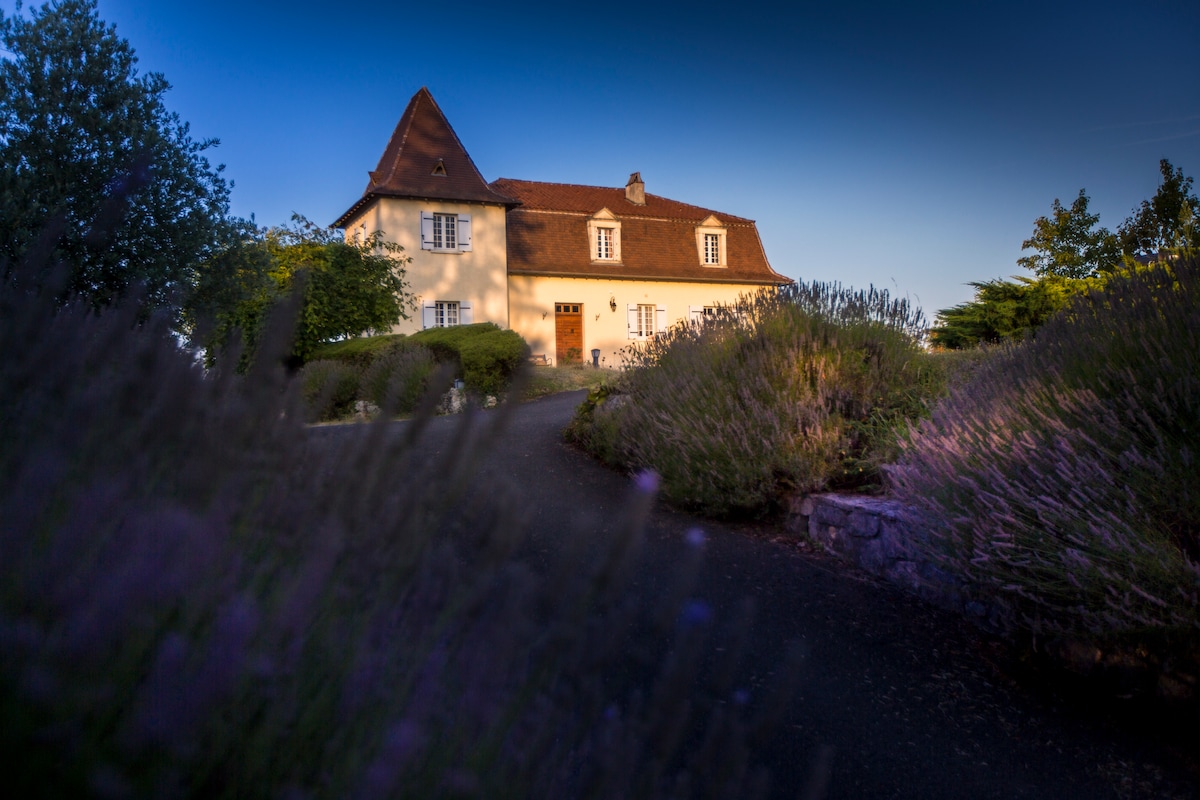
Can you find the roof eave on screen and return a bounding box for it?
[332,190,521,229]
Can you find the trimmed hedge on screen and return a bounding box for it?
[411,323,530,396]
[310,333,415,368]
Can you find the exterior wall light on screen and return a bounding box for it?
[609,296,617,312]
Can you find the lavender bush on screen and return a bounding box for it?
[890,258,1200,654]
[568,282,938,518]
[1,258,790,796]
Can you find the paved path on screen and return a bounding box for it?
[359,391,1198,799]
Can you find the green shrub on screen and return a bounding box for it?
[298,359,360,421]
[409,321,497,363]
[459,328,530,396]
[310,333,413,368]
[571,282,937,518]
[411,323,530,396]
[890,258,1200,652]
[361,344,439,414]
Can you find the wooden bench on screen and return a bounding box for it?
[528,354,551,366]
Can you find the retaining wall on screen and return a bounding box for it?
[784,493,1004,633]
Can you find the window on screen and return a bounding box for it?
[627,303,667,339]
[596,227,615,260]
[695,215,727,267]
[587,209,621,263]
[433,213,456,250]
[420,212,473,252]
[637,304,654,336]
[422,301,474,328]
[436,300,458,327]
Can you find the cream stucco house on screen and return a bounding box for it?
[334,87,789,365]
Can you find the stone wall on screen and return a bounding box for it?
[787,493,1198,700]
[785,493,1004,633]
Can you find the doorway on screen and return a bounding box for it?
[554,302,583,364]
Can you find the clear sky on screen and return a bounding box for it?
[4,0,1199,318]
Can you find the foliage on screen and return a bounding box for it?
[930,274,1084,349]
[460,328,530,396]
[1017,189,1120,279]
[891,257,1200,654]
[0,233,789,799]
[569,283,941,518]
[0,0,231,314]
[360,345,439,414]
[1117,159,1200,258]
[297,359,362,421]
[410,322,530,397]
[1015,161,1199,286]
[311,332,413,368]
[187,216,414,368]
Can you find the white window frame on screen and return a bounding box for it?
[596,227,615,260]
[627,303,668,339]
[422,301,474,329]
[421,211,473,253]
[695,216,727,267]
[588,209,621,263]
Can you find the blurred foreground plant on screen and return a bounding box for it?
[0,250,793,797]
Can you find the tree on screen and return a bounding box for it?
[1017,189,1120,279]
[188,216,414,368]
[1117,159,1200,257]
[930,275,1082,349]
[0,0,231,312]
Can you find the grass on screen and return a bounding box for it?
[520,363,615,401]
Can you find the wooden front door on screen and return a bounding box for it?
[555,303,583,364]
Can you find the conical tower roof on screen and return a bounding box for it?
[334,87,515,226]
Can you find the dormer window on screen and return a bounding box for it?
[431,159,447,176]
[587,208,622,263]
[695,215,727,267]
[596,227,615,260]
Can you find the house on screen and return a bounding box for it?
[334,87,789,365]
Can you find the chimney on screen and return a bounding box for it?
[625,172,645,205]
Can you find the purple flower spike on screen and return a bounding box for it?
[685,528,706,547]
[634,470,660,494]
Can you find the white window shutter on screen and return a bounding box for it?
[459,303,473,325]
[627,304,639,339]
[688,305,702,324]
[457,214,472,251]
[656,305,668,336]
[422,303,436,329]
[420,212,434,250]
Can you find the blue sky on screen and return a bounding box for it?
[4,0,1198,318]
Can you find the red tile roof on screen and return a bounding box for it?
[333,87,515,227]
[491,178,789,285]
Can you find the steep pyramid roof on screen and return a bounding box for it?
[334,87,515,226]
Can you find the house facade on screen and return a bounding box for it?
[334,87,789,365]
